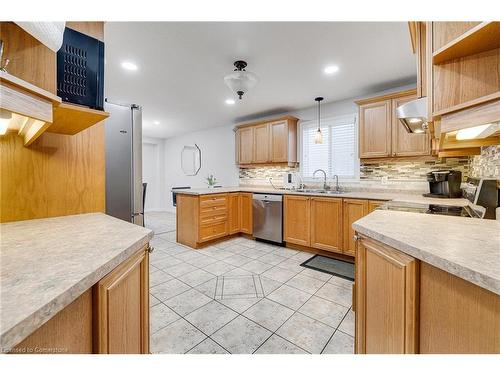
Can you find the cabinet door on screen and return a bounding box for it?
[392,94,430,156]
[237,127,254,164]
[239,193,253,234]
[368,200,385,213]
[359,100,392,158]
[95,247,149,354]
[284,195,310,246]
[355,237,418,354]
[310,197,343,253]
[270,120,288,162]
[253,123,270,163]
[343,199,368,256]
[228,193,240,234]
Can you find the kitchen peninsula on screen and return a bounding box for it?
[0,213,153,353]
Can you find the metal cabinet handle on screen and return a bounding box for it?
[147,245,155,253]
[353,235,360,242]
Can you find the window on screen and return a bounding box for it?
[300,114,359,180]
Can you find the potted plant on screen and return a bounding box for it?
[206,174,218,188]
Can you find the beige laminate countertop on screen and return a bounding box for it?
[173,186,470,206]
[0,213,153,351]
[353,210,500,295]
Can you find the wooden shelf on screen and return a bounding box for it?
[433,91,500,118]
[48,103,109,135]
[0,71,61,105]
[433,22,500,64]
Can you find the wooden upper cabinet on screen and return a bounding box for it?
[228,193,240,234]
[270,120,288,162]
[237,127,254,164]
[310,197,343,252]
[343,199,368,256]
[235,116,298,165]
[358,100,392,158]
[357,89,431,159]
[94,247,149,354]
[355,237,418,354]
[253,123,270,163]
[239,193,253,234]
[392,94,431,157]
[284,195,310,246]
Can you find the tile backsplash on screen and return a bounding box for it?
[469,145,500,179]
[239,147,500,189]
[359,157,470,181]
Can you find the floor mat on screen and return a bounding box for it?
[301,255,354,281]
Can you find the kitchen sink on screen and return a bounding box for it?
[295,189,343,195]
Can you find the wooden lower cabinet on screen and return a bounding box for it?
[228,193,240,234]
[94,247,150,354]
[14,289,93,354]
[419,263,500,353]
[343,199,369,256]
[239,193,253,234]
[177,193,252,247]
[310,197,343,252]
[355,236,500,354]
[368,200,385,213]
[284,195,385,256]
[355,237,419,354]
[284,195,311,246]
[12,246,150,354]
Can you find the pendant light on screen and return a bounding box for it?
[314,96,324,144]
[224,60,259,100]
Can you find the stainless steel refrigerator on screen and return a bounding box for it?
[104,100,144,226]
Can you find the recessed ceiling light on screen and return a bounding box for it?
[153,120,160,125]
[324,65,339,74]
[121,61,138,71]
[225,99,235,105]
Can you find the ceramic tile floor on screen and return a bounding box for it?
[147,214,354,354]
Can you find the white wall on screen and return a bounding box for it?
[142,136,167,212]
[164,124,239,211]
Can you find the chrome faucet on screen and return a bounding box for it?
[313,169,329,190]
[332,174,340,192]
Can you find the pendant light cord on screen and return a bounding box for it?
[317,98,321,131]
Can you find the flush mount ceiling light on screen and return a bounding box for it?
[121,61,138,71]
[324,65,339,74]
[314,97,324,144]
[225,99,235,105]
[153,120,160,125]
[224,60,259,100]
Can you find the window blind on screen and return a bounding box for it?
[300,115,358,179]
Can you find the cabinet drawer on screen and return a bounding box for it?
[200,194,227,207]
[199,214,227,225]
[199,222,227,242]
[200,205,228,216]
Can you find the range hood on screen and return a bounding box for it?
[396,97,428,133]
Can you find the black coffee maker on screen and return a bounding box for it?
[423,170,462,198]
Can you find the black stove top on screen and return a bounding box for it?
[378,201,480,218]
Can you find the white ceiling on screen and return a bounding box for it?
[104,22,416,139]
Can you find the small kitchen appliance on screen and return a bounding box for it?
[57,27,104,109]
[283,172,300,190]
[423,170,462,198]
[462,178,499,219]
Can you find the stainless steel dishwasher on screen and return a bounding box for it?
[252,194,283,244]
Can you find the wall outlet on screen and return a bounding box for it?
[381,176,389,185]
